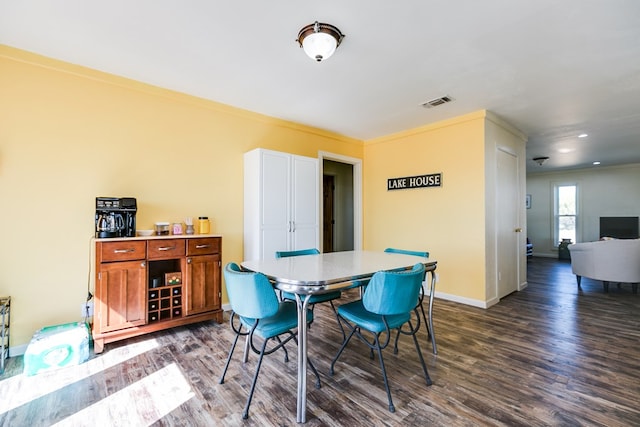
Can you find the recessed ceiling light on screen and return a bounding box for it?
[578,133,588,138]
[593,161,601,165]
[557,148,574,154]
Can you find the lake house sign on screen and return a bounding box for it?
[387,173,442,191]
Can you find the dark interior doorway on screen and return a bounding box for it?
[322,160,354,253]
[323,175,335,252]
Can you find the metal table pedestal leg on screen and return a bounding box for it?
[296,294,311,423]
[428,271,438,354]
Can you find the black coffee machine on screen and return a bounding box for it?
[95,197,137,238]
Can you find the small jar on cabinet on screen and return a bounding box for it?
[198,216,211,234]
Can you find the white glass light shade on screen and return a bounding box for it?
[297,21,344,62]
[302,32,338,62]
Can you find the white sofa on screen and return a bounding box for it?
[568,239,640,293]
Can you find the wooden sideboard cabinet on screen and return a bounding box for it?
[93,235,223,353]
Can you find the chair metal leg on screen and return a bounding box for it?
[410,320,433,386]
[243,339,269,419]
[329,327,357,375]
[275,335,289,362]
[219,330,241,384]
[393,293,436,355]
[393,328,401,355]
[307,358,322,389]
[373,334,395,413]
[329,300,346,340]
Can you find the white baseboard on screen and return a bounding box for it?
[427,290,491,309]
[8,343,28,357]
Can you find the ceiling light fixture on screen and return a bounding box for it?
[533,156,549,166]
[297,21,344,62]
[578,133,588,138]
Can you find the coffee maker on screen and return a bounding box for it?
[95,197,137,238]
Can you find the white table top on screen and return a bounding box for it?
[241,250,436,294]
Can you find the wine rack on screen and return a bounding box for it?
[0,296,10,374]
[148,286,182,323]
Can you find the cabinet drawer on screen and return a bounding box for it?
[99,241,146,262]
[148,239,186,259]
[187,237,220,255]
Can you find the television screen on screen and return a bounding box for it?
[599,216,639,239]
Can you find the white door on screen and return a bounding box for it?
[496,148,520,298]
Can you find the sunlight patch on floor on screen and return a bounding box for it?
[51,362,194,426]
[0,338,159,414]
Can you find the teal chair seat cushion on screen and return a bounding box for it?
[281,290,342,304]
[240,302,313,339]
[337,300,411,334]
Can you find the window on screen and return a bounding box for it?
[554,184,577,245]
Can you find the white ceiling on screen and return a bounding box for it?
[2,1,640,173]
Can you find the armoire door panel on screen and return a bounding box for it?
[244,148,319,261]
[261,151,290,227]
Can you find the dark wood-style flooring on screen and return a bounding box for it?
[1,258,639,426]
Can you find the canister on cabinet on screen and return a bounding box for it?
[172,223,183,235]
[198,216,210,234]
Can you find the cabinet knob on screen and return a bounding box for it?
[187,258,192,264]
[141,262,146,268]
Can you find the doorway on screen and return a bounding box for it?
[319,152,362,252]
[323,175,336,252]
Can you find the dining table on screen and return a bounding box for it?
[241,250,437,423]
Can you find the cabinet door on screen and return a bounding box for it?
[184,254,221,315]
[291,154,319,251]
[96,260,146,333]
[260,150,291,259]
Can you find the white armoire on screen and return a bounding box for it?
[243,148,319,260]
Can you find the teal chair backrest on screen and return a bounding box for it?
[363,263,425,316]
[275,248,320,258]
[224,262,279,319]
[384,247,429,258]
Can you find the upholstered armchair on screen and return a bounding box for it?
[568,239,640,293]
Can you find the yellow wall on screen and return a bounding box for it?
[1,45,500,350]
[0,46,362,347]
[363,112,488,300]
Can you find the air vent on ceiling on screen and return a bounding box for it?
[421,95,453,108]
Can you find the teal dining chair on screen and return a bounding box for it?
[276,248,345,339]
[219,262,321,420]
[384,247,437,354]
[329,263,432,413]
